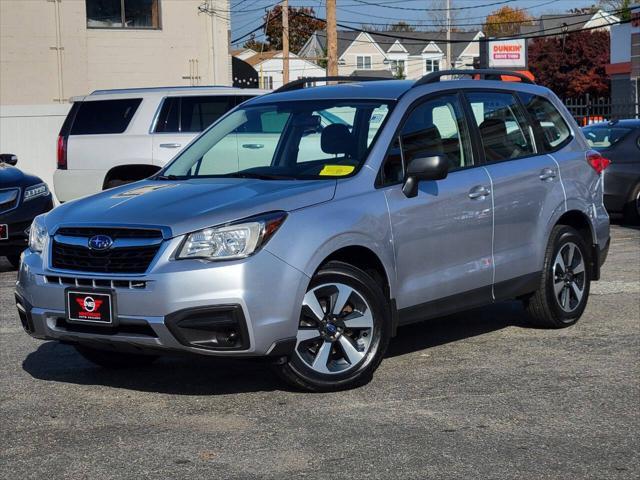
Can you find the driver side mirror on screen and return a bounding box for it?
[402,152,449,198]
[0,153,17,166]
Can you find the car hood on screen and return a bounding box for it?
[0,163,42,188]
[45,178,336,237]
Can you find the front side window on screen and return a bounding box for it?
[86,0,160,29]
[518,93,572,151]
[356,56,372,70]
[161,100,393,180]
[154,96,238,133]
[466,92,535,163]
[380,94,472,186]
[425,59,440,73]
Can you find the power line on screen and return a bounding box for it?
[348,0,517,11]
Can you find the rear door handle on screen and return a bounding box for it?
[468,185,491,199]
[159,143,182,149]
[242,143,264,149]
[539,168,557,181]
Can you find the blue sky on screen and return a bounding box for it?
[229,0,606,47]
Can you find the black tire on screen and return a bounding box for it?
[525,225,591,328]
[104,179,132,190]
[74,344,158,369]
[6,255,20,269]
[622,183,640,226]
[274,261,391,392]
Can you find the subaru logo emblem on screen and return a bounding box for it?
[88,235,113,251]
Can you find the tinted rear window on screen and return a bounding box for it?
[583,126,632,150]
[70,98,142,135]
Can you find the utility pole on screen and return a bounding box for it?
[326,0,338,76]
[282,0,290,84]
[446,0,452,70]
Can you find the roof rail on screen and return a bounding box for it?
[273,76,387,93]
[413,69,535,88]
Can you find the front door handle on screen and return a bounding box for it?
[539,168,557,181]
[468,185,491,199]
[159,143,182,149]
[242,143,264,149]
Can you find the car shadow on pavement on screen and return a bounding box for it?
[22,342,282,395]
[386,300,529,358]
[22,300,530,394]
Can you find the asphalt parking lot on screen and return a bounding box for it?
[0,224,638,480]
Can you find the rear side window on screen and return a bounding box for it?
[70,98,142,135]
[518,93,572,151]
[154,96,240,133]
[466,92,534,163]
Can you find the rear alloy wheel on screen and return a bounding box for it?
[525,225,591,328]
[275,261,390,392]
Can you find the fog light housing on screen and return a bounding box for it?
[165,305,249,351]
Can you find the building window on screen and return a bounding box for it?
[389,59,406,77]
[86,0,161,29]
[260,76,274,89]
[425,59,440,73]
[356,56,372,70]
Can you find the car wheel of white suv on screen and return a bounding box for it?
[525,225,591,328]
[275,261,391,392]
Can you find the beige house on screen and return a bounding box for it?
[0,0,231,105]
[299,30,483,80]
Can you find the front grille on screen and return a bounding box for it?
[45,276,147,289]
[56,227,162,239]
[0,188,19,214]
[52,241,160,273]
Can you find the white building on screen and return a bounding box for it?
[241,51,326,90]
[0,0,232,105]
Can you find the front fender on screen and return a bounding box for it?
[265,190,396,298]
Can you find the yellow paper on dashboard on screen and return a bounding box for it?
[319,165,355,176]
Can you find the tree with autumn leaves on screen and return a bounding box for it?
[528,30,610,99]
[483,6,534,37]
[243,6,324,54]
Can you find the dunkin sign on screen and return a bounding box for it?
[488,39,527,69]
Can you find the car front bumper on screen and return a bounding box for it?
[15,242,309,357]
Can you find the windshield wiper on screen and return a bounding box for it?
[225,172,297,180]
[155,174,181,180]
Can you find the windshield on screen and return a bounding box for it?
[583,126,632,150]
[160,100,393,180]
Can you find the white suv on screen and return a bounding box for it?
[54,86,266,202]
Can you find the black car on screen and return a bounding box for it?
[0,154,54,268]
[583,120,640,224]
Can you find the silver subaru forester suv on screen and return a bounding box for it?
[16,71,610,391]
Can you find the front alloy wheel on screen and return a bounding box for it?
[296,283,374,375]
[275,261,390,392]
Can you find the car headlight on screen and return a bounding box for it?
[28,214,48,253]
[23,183,49,201]
[177,211,287,261]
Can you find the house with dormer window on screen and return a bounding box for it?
[298,30,484,80]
